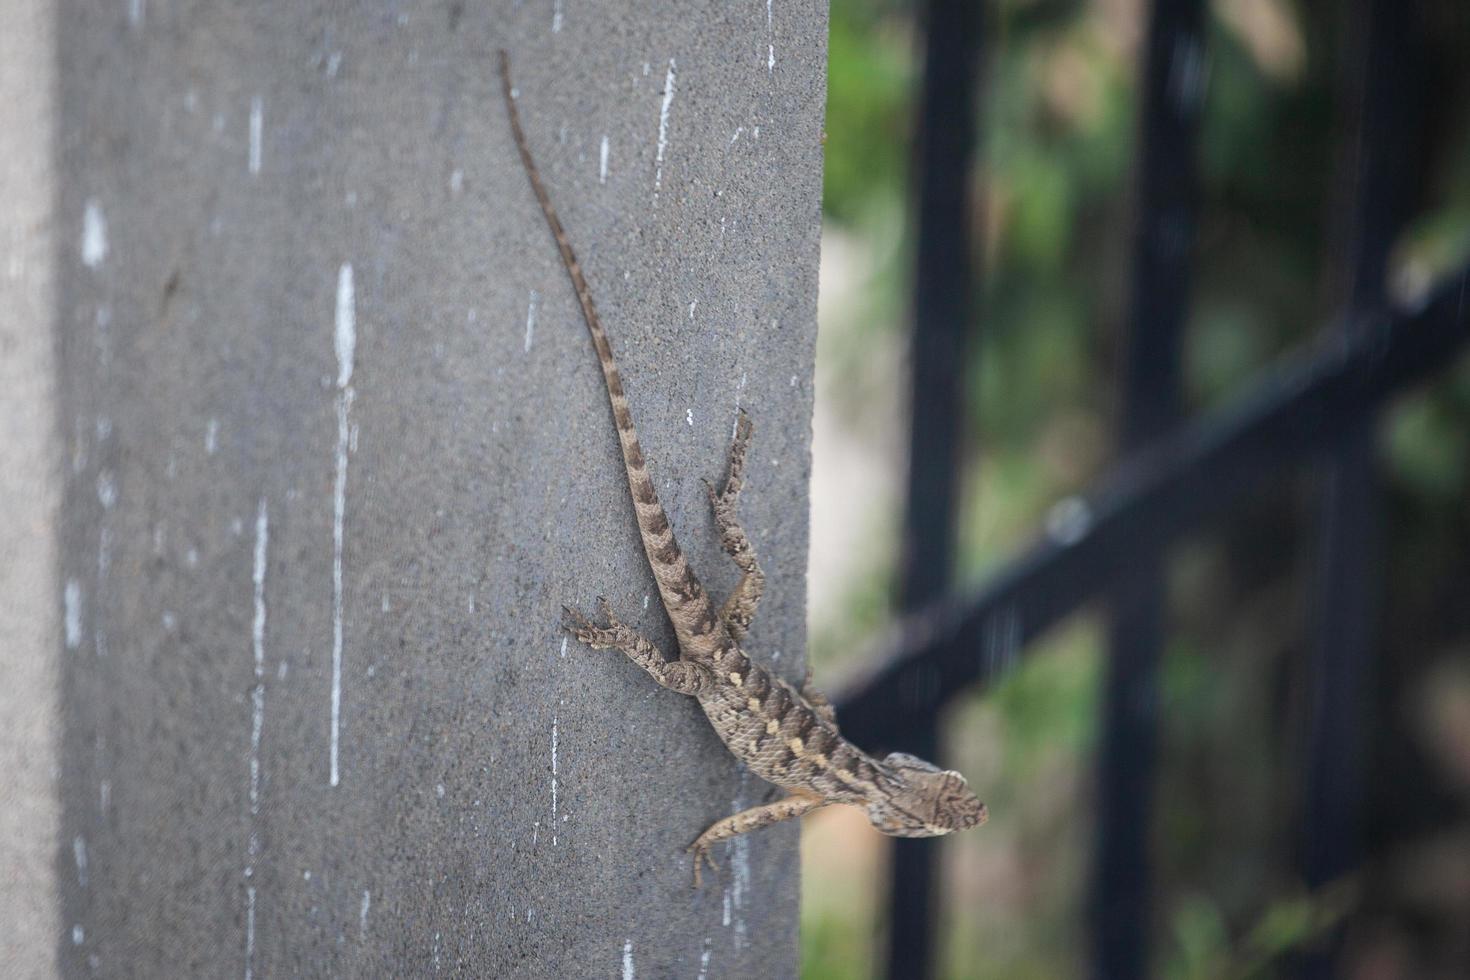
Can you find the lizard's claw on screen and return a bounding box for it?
[687,841,720,890]
[595,595,618,624]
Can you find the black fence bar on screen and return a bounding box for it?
[1298,2,1421,975]
[835,264,1470,746]
[886,0,985,974]
[1093,1,1206,975]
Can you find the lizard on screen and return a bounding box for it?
[497,50,987,887]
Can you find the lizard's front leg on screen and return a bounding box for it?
[564,600,712,696]
[706,410,765,642]
[687,792,827,888]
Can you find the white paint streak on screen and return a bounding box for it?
[559,636,568,658]
[73,835,88,887]
[206,418,219,454]
[768,45,775,72]
[81,199,107,268]
[653,59,676,198]
[244,884,257,980]
[72,924,84,946]
[688,300,697,320]
[697,940,712,980]
[248,96,263,176]
[551,714,559,846]
[128,0,144,29]
[64,580,83,649]
[552,0,563,32]
[359,890,371,938]
[730,774,750,946]
[622,939,635,980]
[525,290,539,352]
[599,135,609,184]
[686,408,694,427]
[331,263,357,788]
[249,500,269,815]
[335,264,356,387]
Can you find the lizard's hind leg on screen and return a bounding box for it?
[687,792,827,888]
[706,410,765,642]
[564,600,713,696]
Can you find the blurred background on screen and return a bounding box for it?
[801,0,1470,977]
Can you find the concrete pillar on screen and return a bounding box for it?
[44,2,826,975]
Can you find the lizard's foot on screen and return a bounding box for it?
[686,840,721,890]
[562,599,623,650]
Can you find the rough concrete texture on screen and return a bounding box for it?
[1,2,62,977]
[54,2,826,977]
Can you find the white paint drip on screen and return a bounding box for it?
[730,772,750,946]
[73,835,88,887]
[551,714,559,846]
[249,500,269,816]
[622,939,635,980]
[688,300,697,320]
[206,418,219,454]
[764,0,774,69]
[64,580,83,649]
[559,636,568,658]
[525,290,539,352]
[599,135,609,184]
[244,884,257,980]
[729,127,743,147]
[552,0,563,32]
[72,924,84,946]
[450,169,464,194]
[359,889,371,938]
[697,939,712,980]
[248,96,263,175]
[335,264,356,387]
[653,60,676,199]
[81,199,107,268]
[686,408,694,427]
[128,0,144,29]
[99,780,110,814]
[331,263,357,788]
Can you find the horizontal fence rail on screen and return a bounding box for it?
[835,267,1470,747]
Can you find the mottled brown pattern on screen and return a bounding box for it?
[499,51,986,888]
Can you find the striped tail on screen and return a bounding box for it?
[498,51,717,651]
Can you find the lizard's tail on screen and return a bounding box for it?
[498,51,713,642]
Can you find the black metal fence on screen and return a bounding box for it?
[831,0,1470,976]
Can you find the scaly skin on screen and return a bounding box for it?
[499,51,986,887]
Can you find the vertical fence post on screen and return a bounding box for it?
[886,0,984,976]
[1298,1,1420,975]
[1092,1,1205,977]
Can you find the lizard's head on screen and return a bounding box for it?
[866,752,988,838]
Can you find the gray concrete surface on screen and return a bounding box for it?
[50,2,826,976]
[0,2,62,978]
